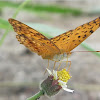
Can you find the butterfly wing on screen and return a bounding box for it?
[8,18,60,59]
[51,17,100,53]
[50,30,73,53]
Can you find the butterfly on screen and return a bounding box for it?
[8,17,100,61]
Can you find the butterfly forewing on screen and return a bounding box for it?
[8,18,60,59]
[51,17,100,53]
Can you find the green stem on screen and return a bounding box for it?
[0,0,31,46]
[0,26,11,46]
[12,0,31,18]
[26,90,45,100]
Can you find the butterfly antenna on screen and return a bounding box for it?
[72,51,100,53]
[44,60,50,75]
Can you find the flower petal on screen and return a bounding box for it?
[46,68,52,75]
[63,87,74,93]
[53,70,57,80]
[58,80,67,87]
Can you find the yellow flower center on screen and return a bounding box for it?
[57,69,71,82]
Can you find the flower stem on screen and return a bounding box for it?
[26,90,45,100]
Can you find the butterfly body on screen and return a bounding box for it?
[52,53,68,61]
[8,17,100,61]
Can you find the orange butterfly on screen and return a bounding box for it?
[8,17,100,61]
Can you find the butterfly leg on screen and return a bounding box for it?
[44,59,50,74]
[67,53,72,71]
[65,55,69,68]
[57,62,62,71]
[58,60,71,71]
[67,61,71,72]
[53,61,57,70]
[61,60,71,71]
[65,52,71,68]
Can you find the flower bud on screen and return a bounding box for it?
[41,75,62,96]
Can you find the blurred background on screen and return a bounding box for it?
[0,0,100,100]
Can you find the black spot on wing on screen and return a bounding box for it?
[72,40,75,42]
[83,34,87,38]
[62,38,65,40]
[90,30,94,34]
[78,36,81,38]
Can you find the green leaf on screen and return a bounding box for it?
[0,1,82,15]
[0,18,10,29]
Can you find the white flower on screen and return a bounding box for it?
[46,68,74,93]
